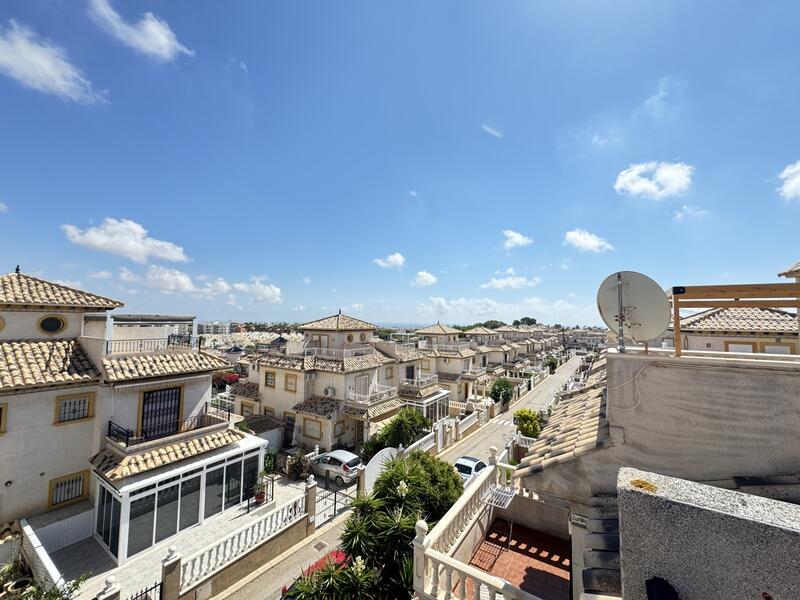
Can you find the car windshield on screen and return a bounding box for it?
[455,463,473,475]
[346,457,362,468]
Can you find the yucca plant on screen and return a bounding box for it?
[340,513,376,559]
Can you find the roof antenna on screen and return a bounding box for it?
[15,265,20,274]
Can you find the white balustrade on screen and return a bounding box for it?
[405,430,436,454]
[180,494,306,591]
[459,411,478,432]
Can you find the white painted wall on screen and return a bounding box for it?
[0,309,84,341]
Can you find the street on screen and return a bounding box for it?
[438,355,582,465]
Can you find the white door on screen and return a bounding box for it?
[356,374,369,396]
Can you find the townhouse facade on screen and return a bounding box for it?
[0,272,268,567]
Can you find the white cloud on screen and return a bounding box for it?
[118,266,141,283]
[303,276,311,284]
[294,304,307,311]
[778,160,800,201]
[374,252,406,269]
[88,0,193,61]
[0,202,7,213]
[351,303,365,310]
[412,271,438,287]
[408,190,418,198]
[0,20,104,104]
[54,279,82,289]
[614,161,694,200]
[225,294,238,306]
[206,278,231,295]
[416,295,598,325]
[88,270,111,279]
[145,265,196,294]
[563,229,614,253]
[233,277,282,304]
[673,205,709,221]
[61,218,188,264]
[481,123,503,138]
[502,230,533,250]
[480,268,541,290]
[642,77,683,121]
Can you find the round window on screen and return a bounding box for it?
[39,315,66,334]
[347,334,353,343]
[0,316,4,332]
[360,333,366,342]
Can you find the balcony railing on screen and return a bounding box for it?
[303,345,375,359]
[400,374,439,389]
[105,335,200,355]
[461,366,487,377]
[107,403,230,448]
[434,343,471,353]
[346,383,398,406]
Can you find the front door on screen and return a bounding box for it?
[141,387,181,439]
[405,365,415,380]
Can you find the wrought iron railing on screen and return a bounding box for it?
[107,403,230,447]
[105,334,200,355]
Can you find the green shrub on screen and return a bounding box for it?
[361,407,430,462]
[490,378,514,404]
[287,451,311,481]
[514,408,541,438]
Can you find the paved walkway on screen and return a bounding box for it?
[439,356,582,466]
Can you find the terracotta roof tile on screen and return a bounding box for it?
[0,272,124,309]
[514,383,609,479]
[342,397,405,420]
[91,428,247,481]
[0,339,100,391]
[675,307,798,334]
[293,396,340,419]
[779,261,800,278]
[299,312,376,331]
[415,323,461,335]
[231,381,260,400]
[464,326,497,336]
[103,351,230,382]
[243,413,283,434]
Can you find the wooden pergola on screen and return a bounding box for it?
[669,282,800,356]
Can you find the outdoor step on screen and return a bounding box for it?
[586,517,619,534]
[584,532,619,552]
[583,549,620,570]
[582,567,622,594]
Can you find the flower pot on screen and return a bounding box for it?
[7,578,32,595]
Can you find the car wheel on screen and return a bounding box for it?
[335,476,345,486]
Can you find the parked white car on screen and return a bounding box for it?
[310,449,362,485]
[454,456,488,485]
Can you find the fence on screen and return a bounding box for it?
[18,519,63,589]
[458,411,478,432]
[180,494,307,591]
[404,430,436,454]
[315,484,356,527]
[126,581,162,600]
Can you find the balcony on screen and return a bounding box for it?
[302,344,375,359]
[399,374,439,398]
[106,403,231,450]
[346,383,398,407]
[461,366,487,378]
[434,342,471,353]
[105,334,200,356]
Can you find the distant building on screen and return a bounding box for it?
[197,320,235,335]
[111,313,194,337]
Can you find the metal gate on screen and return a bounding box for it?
[126,581,162,600]
[315,483,355,527]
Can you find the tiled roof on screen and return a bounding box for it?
[395,348,426,362]
[252,354,307,371]
[243,413,283,434]
[0,339,100,392]
[91,428,246,481]
[422,347,477,359]
[311,352,392,373]
[464,326,497,336]
[779,261,800,278]
[415,322,461,335]
[438,372,461,382]
[342,398,405,420]
[675,307,798,334]
[514,384,609,478]
[293,396,340,419]
[493,325,517,333]
[0,272,124,309]
[103,351,230,382]
[299,312,376,331]
[231,381,260,400]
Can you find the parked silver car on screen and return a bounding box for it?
[310,449,362,485]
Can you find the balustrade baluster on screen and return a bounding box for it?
[471,576,481,600]
[443,566,453,600]
[430,559,440,596]
[458,574,467,599]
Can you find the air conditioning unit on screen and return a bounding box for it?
[323,386,336,397]
[305,373,316,381]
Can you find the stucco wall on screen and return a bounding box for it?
[618,467,800,600]
[257,367,309,419]
[108,377,211,432]
[0,309,84,341]
[0,384,103,521]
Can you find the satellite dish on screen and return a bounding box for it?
[597,271,670,349]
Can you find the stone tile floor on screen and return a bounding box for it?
[49,477,307,600]
[467,519,571,600]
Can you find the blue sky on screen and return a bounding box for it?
[1,1,799,326]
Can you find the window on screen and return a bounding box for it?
[140,387,182,439]
[0,403,6,434]
[334,420,345,437]
[96,485,121,558]
[204,467,224,518]
[385,366,394,379]
[240,401,255,417]
[347,334,354,343]
[55,393,94,424]
[48,470,88,508]
[264,406,275,418]
[39,315,66,334]
[285,374,297,393]
[422,359,431,370]
[0,316,4,332]
[265,371,276,387]
[762,343,794,355]
[360,333,366,342]
[303,418,322,440]
[724,341,757,353]
[179,476,201,531]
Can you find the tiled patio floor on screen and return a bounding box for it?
[48,478,306,600]
[467,520,570,600]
